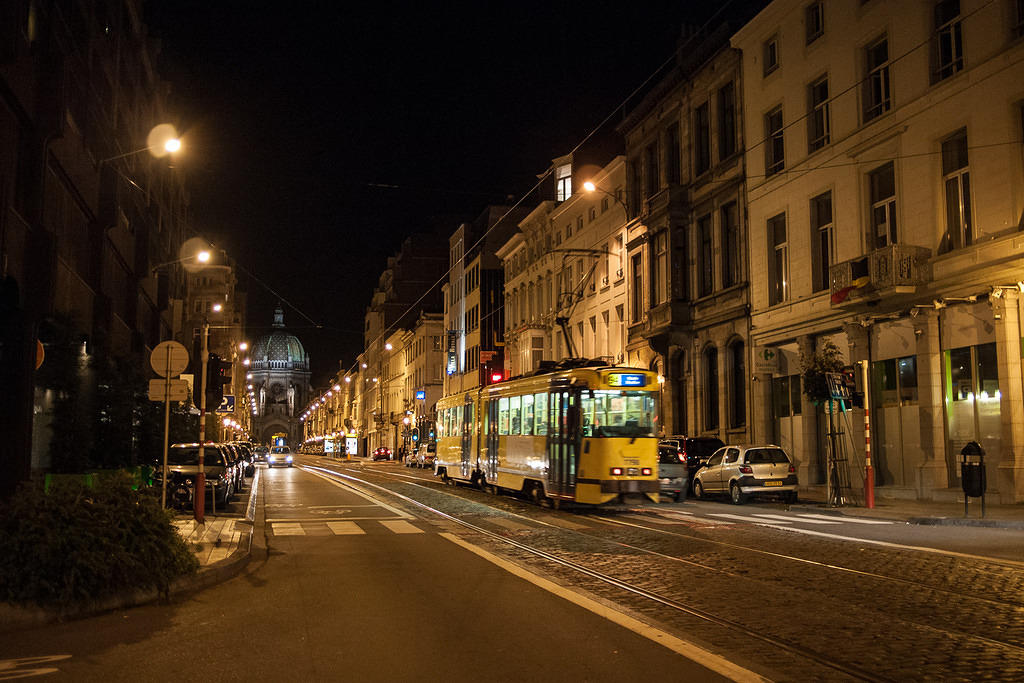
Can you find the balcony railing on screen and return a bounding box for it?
[830,244,931,306]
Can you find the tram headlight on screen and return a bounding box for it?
[641,467,652,476]
[610,467,624,476]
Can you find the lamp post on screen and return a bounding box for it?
[583,180,629,215]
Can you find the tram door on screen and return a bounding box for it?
[547,388,580,497]
[485,398,499,481]
[460,398,474,478]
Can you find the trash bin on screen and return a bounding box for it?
[960,441,986,497]
[960,441,986,517]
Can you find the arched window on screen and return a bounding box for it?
[729,339,746,428]
[703,345,719,431]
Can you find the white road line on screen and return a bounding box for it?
[710,513,788,524]
[381,520,424,534]
[327,521,365,535]
[753,513,840,525]
[620,514,695,526]
[797,513,894,525]
[266,516,402,523]
[439,533,768,683]
[272,523,306,536]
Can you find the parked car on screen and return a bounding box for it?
[232,442,256,476]
[659,436,724,492]
[156,443,234,507]
[267,445,294,468]
[220,443,245,492]
[371,446,392,461]
[692,445,799,505]
[657,444,688,502]
[416,443,436,469]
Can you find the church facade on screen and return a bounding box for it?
[249,306,311,446]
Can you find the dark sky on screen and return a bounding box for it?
[144,1,741,385]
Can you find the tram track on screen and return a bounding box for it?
[303,462,1024,680]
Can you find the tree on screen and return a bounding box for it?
[800,339,845,405]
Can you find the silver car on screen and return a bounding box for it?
[692,445,798,505]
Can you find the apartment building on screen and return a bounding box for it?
[734,0,1024,502]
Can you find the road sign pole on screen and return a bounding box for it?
[860,359,874,509]
[162,352,172,509]
[195,321,208,524]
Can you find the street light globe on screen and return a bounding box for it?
[385,343,393,351]
[333,384,341,391]
[212,303,223,312]
[344,377,351,383]
[164,138,182,153]
[583,181,597,192]
[239,342,248,351]
[197,250,211,263]
[222,418,230,426]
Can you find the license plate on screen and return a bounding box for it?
[764,480,783,487]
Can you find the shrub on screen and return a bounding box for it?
[800,339,846,405]
[0,472,198,609]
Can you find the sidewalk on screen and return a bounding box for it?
[790,490,1024,529]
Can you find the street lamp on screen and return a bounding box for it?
[99,124,183,164]
[583,180,628,215]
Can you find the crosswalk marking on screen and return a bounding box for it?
[326,521,366,535]
[798,513,894,525]
[381,520,424,534]
[273,522,306,536]
[753,513,840,525]
[710,513,788,524]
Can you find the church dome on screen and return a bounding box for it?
[251,306,307,368]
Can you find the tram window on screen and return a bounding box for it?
[523,394,535,434]
[588,390,657,437]
[534,392,548,435]
[509,396,522,434]
[498,397,509,435]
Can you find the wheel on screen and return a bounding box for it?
[476,474,488,491]
[674,489,686,503]
[730,482,746,505]
[693,480,704,500]
[530,482,547,505]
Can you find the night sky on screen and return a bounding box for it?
[144,1,747,385]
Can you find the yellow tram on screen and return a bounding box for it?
[434,364,660,506]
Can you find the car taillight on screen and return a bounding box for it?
[610,467,624,476]
[788,464,795,473]
[676,450,685,463]
[739,465,753,474]
[641,467,652,476]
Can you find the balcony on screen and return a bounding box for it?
[830,244,931,307]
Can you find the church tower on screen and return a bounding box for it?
[249,306,311,445]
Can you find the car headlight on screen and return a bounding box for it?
[286,455,293,462]
[268,455,276,461]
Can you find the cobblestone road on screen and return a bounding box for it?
[342,466,1024,682]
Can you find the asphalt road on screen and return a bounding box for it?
[0,464,736,682]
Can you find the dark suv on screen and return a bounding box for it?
[658,436,725,492]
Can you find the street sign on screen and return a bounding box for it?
[754,346,780,374]
[150,341,189,378]
[215,395,235,414]
[148,378,189,402]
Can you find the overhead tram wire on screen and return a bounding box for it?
[329,0,748,385]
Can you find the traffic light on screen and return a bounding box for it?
[411,428,419,443]
[205,354,233,407]
[841,365,864,409]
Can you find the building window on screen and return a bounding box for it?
[1016,0,1024,38]
[933,0,963,82]
[942,129,972,250]
[631,253,643,323]
[765,106,785,177]
[864,36,891,122]
[869,162,898,248]
[810,191,834,293]
[768,213,789,305]
[808,75,830,153]
[628,159,641,217]
[650,231,668,306]
[674,226,689,301]
[555,163,572,202]
[729,340,746,428]
[763,35,779,76]
[644,143,659,198]
[718,81,737,161]
[698,213,713,297]
[666,122,681,185]
[694,102,711,176]
[704,346,720,431]
[721,202,740,288]
[806,1,824,44]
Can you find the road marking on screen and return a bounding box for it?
[0,655,72,679]
[381,520,424,534]
[266,516,404,523]
[272,523,306,536]
[797,513,894,525]
[300,467,413,519]
[752,513,840,525]
[710,513,787,524]
[327,521,365,535]
[439,533,768,683]
[620,514,694,526]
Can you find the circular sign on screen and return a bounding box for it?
[35,340,45,370]
[150,340,189,378]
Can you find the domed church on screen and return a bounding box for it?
[249,305,311,446]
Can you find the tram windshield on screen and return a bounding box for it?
[581,390,658,438]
